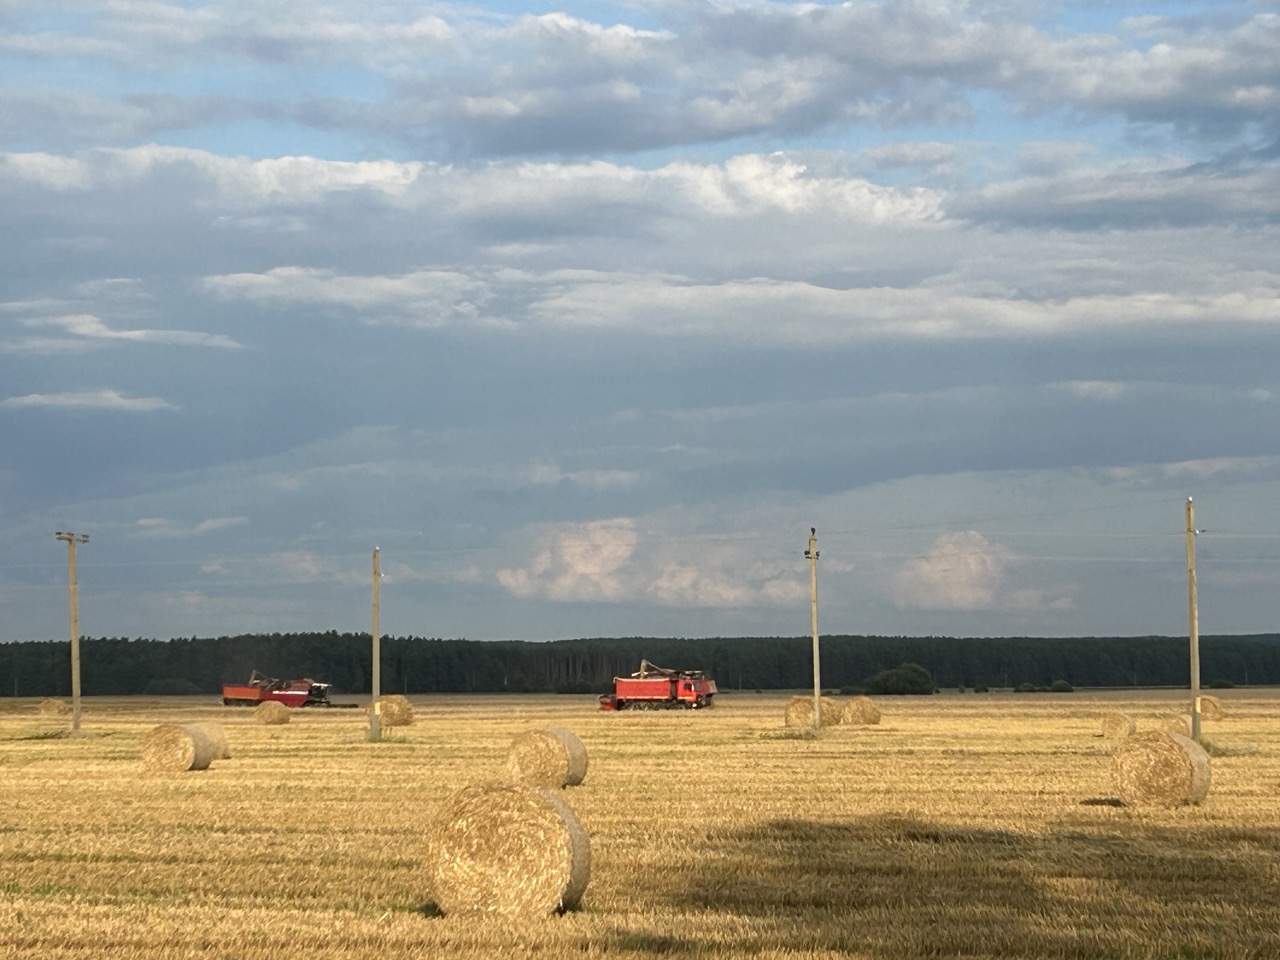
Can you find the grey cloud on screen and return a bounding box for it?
[6,2,1278,159]
[957,154,1280,229]
[0,90,271,149]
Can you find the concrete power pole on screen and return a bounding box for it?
[54,531,89,734]
[370,546,382,742]
[805,528,821,730]
[1186,498,1201,742]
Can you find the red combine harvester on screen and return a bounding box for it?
[221,670,354,708]
[599,660,717,711]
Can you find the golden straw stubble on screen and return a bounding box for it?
[142,723,217,772]
[37,698,70,717]
[1110,731,1211,807]
[507,727,588,788]
[429,781,591,917]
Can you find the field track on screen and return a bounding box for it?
[3,689,1280,959]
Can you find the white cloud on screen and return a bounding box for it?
[22,313,240,349]
[496,516,809,608]
[1058,380,1127,401]
[0,390,176,411]
[497,517,638,601]
[1161,457,1271,479]
[889,530,1071,613]
[201,266,491,327]
[893,531,1013,611]
[520,461,639,490]
[135,516,248,538]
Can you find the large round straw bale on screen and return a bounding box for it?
[254,700,291,725]
[36,698,70,717]
[1100,712,1135,739]
[507,728,588,788]
[142,723,216,772]
[190,721,230,759]
[1110,732,1211,807]
[784,695,839,728]
[1157,713,1193,736]
[429,781,591,917]
[376,694,415,727]
[841,696,881,726]
[1195,695,1224,721]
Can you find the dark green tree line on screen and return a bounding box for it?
[2,632,1279,697]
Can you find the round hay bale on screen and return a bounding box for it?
[841,696,881,726]
[142,723,216,772]
[1195,695,1224,721]
[784,695,839,728]
[1110,731,1211,807]
[1100,712,1136,739]
[254,700,291,725]
[507,728,588,788]
[1157,713,1193,736]
[36,698,70,717]
[377,694,414,727]
[190,721,230,759]
[429,781,591,917]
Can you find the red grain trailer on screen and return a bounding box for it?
[599,660,717,711]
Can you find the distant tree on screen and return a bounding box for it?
[864,662,936,695]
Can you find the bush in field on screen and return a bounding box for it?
[864,663,936,696]
[974,684,989,693]
[1016,682,1036,693]
[1050,680,1074,693]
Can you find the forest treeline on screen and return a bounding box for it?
[3,632,1280,697]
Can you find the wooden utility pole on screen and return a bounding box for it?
[54,531,89,733]
[805,528,822,730]
[370,546,382,742]
[1186,498,1201,741]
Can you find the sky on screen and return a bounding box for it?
[2,0,1279,644]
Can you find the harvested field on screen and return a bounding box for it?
[2,688,1280,959]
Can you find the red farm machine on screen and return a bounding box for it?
[599,660,717,711]
[221,671,356,708]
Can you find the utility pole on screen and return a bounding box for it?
[805,528,821,730]
[54,531,89,733]
[1186,498,1201,742]
[370,547,382,742]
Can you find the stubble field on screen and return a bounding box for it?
[2,689,1280,959]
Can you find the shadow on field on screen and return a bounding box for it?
[606,814,1280,958]
[679,815,1037,917]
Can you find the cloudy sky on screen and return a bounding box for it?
[3,0,1279,644]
